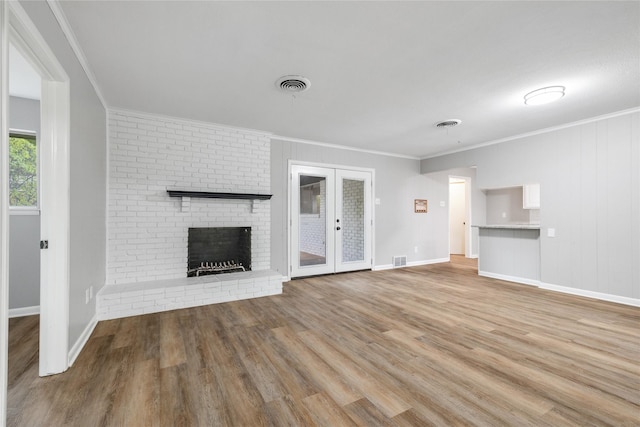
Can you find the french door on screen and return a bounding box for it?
[291,165,372,277]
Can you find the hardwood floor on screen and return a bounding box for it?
[8,260,640,426]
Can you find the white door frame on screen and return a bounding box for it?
[1,1,10,421]
[288,160,374,278]
[6,1,71,378]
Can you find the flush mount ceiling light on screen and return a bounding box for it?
[524,86,565,106]
[275,75,311,93]
[434,119,462,128]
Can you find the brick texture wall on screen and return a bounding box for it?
[107,110,271,285]
[341,178,365,262]
[300,179,326,256]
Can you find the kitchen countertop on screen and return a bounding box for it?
[472,224,541,230]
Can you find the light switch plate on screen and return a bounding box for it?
[547,228,555,238]
[375,198,381,205]
[440,201,445,207]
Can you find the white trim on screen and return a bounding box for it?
[109,107,272,138]
[8,127,35,136]
[8,305,39,318]
[1,1,10,421]
[9,0,71,377]
[407,257,450,267]
[469,254,479,259]
[9,207,40,215]
[68,314,97,367]
[38,79,70,377]
[276,134,419,160]
[8,5,66,82]
[478,271,540,287]
[46,0,106,109]
[539,282,640,308]
[290,159,376,174]
[374,257,450,271]
[421,106,640,160]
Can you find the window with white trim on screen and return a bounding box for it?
[9,132,38,208]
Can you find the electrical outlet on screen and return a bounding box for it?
[85,289,90,304]
[89,286,94,300]
[414,246,418,253]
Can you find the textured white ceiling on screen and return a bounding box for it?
[59,1,640,158]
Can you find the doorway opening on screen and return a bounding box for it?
[4,1,72,382]
[449,176,472,258]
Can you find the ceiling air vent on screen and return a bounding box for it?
[276,75,311,93]
[435,119,462,128]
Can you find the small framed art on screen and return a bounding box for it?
[414,199,428,213]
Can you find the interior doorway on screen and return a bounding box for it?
[5,1,71,379]
[290,163,373,278]
[449,176,471,257]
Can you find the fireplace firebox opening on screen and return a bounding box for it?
[188,227,251,277]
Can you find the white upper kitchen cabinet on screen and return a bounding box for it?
[523,184,540,209]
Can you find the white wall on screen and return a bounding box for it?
[107,110,271,285]
[271,140,449,275]
[422,111,640,301]
[21,1,107,348]
[8,96,40,310]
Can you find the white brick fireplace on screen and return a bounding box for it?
[99,110,282,320]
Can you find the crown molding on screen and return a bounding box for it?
[108,107,273,138]
[274,135,420,160]
[421,106,640,160]
[46,0,106,109]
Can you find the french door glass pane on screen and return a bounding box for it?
[299,175,327,267]
[341,179,365,263]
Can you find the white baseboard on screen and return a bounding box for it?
[68,314,98,367]
[469,254,479,259]
[407,257,450,267]
[478,271,540,287]
[8,305,40,318]
[375,257,450,271]
[539,282,640,308]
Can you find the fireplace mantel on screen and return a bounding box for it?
[167,190,272,200]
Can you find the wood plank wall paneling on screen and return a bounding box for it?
[7,258,640,426]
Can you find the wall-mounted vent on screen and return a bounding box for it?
[276,75,311,93]
[392,255,407,268]
[435,119,461,128]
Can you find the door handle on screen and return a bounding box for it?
[336,226,341,231]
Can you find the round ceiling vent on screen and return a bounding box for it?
[276,75,311,93]
[435,119,462,128]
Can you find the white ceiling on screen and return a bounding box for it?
[9,43,41,100]
[58,1,639,158]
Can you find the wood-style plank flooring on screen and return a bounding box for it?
[7,258,640,426]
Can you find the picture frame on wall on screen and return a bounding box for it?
[414,199,428,213]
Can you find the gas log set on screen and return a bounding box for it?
[188,260,246,277]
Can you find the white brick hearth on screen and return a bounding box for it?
[98,270,283,320]
[105,109,279,318]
